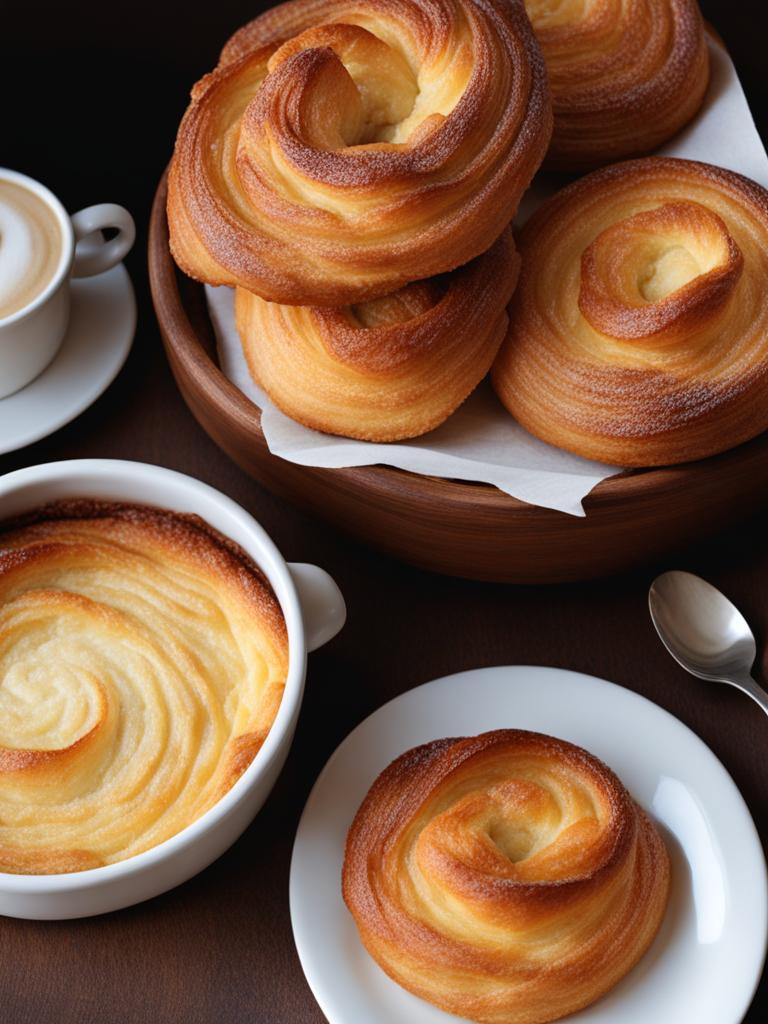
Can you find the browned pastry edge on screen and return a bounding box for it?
[0,500,281,616]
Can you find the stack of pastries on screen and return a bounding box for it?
[168,0,768,465]
[168,0,549,441]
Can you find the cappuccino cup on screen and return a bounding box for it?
[0,169,135,399]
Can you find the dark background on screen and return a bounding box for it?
[2,2,768,1022]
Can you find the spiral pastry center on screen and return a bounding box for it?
[400,750,619,948]
[579,201,743,342]
[262,24,423,147]
[419,777,600,875]
[0,596,113,759]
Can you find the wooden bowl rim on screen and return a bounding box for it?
[149,168,768,516]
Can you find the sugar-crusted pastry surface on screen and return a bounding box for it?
[343,729,670,1024]
[493,157,768,467]
[236,227,519,441]
[168,0,551,306]
[524,0,709,171]
[0,502,288,874]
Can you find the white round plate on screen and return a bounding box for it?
[291,666,767,1024]
[0,263,135,455]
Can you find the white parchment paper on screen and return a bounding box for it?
[207,39,768,517]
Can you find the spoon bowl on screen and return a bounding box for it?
[649,569,768,720]
[649,570,756,683]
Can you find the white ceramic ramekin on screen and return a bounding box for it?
[0,459,346,919]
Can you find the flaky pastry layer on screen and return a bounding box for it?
[168,0,551,305]
[235,227,519,441]
[493,157,768,467]
[0,502,288,874]
[343,730,670,1024]
[524,0,709,171]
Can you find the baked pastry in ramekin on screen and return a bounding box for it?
[493,157,768,467]
[343,729,670,1024]
[0,501,288,874]
[167,0,551,306]
[236,228,519,441]
[524,0,709,171]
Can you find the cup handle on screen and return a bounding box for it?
[288,563,346,653]
[70,203,136,279]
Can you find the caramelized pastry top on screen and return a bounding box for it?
[235,227,519,441]
[343,729,670,1024]
[168,0,551,305]
[493,157,768,467]
[0,502,288,874]
[524,0,709,171]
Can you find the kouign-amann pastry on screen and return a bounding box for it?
[493,158,768,467]
[236,228,519,441]
[524,0,709,171]
[343,729,670,1024]
[0,503,288,874]
[168,0,551,305]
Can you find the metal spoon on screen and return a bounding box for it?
[649,569,768,717]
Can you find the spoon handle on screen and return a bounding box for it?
[735,676,768,717]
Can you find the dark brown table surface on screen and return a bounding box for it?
[2,2,768,1021]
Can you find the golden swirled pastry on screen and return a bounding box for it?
[343,730,670,1024]
[523,0,709,171]
[0,502,288,874]
[492,158,768,467]
[167,0,551,306]
[236,228,518,441]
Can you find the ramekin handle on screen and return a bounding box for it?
[288,563,346,652]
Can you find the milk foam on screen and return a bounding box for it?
[0,181,62,319]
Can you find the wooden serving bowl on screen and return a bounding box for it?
[149,172,768,584]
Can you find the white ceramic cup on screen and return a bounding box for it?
[0,169,136,399]
[0,459,346,919]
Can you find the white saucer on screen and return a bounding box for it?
[0,263,135,455]
[290,666,767,1024]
